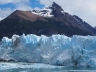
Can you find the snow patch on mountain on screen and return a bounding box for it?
[32,2,65,18]
[32,8,54,17]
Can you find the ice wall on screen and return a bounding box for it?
[0,34,96,68]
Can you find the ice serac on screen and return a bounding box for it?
[0,34,96,68]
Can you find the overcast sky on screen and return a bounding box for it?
[0,0,96,27]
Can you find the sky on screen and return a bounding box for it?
[0,0,96,27]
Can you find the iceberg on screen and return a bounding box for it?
[0,34,96,68]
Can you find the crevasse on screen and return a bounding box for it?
[0,34,96,68]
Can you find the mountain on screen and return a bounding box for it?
[0,2,96,39]
[94,26,96,29]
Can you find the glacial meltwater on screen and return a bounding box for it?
[0,62,96,72]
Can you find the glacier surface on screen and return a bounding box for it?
[0,34,96,68]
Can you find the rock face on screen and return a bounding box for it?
[0,2,96,39]
[7,10,47,22]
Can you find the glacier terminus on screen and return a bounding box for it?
[0,34,96,68]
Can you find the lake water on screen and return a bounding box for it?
[0,62,96,72]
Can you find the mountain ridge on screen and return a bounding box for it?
[7,10,47,22]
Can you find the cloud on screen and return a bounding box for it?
[0,0,32,20]
[0,0,30,4]
[38,0,52,7]
[0,8,13,19]
[39,0,96,27]
[0,0,13,4]
[0,17,2,21]
[15,4,32,11]
[15,2,32,11]
[0,0,31,10]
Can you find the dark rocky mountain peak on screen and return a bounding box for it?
[48,2,62,9]
[49,2,64,17]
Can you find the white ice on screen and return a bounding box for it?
[0,34,96,68]
[32,8,54,18]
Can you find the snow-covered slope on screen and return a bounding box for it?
[32,8,54,17]
[32,2,54,17]
[0,34,96,68]
[32,2,64,18]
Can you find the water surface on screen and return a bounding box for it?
[0,62,96,72]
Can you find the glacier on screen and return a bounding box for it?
[0,34,96,68]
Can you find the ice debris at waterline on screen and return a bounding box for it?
[0,34,96,68]
[0,62,63,70]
